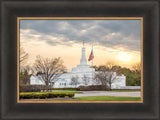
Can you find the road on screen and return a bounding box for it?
[75,91,141,97]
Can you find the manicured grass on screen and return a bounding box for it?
[108,90,141,92]
[51,96,141,101]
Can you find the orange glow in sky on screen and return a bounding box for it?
[20,20,141,70]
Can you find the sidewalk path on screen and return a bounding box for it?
[75,91,141,97]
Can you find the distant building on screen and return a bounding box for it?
[30,41,126,89]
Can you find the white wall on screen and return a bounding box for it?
[30,76,45,85]
[30,73,127,89]
[111,75,126,89]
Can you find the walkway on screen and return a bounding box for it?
[75,91,141,97]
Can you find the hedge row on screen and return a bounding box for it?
[52,88,78,91]
[20,92,74,99]
[20,85,78,92]
[20,85,52,92]
[78,85,110,91]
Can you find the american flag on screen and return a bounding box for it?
[88,49,94,61]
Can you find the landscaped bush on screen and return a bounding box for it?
[20,92,74,99]
[33,93,41,99]
[42,93,49,99]
[65,93,74,97]
[78,85,110,91]
[48,93,58,98]
[51,88,78,91]
[20,85,52,92]
[19,93,33,99]
[20,86,78,92]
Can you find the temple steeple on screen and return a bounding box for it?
[80,40,87,65]
[71,40,95,73]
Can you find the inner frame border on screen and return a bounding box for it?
[17,17,143,103]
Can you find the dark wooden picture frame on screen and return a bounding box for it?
[1,0,159,119]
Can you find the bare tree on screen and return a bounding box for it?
[33,55,66,91]
[19,48,30,85]
[70,76,79,88]
[105,61,118,90]
[92,65,99,71]
[82,74,89,86]
[95,67,109,90]
[132,62,141,74]
[20,47,29,65]
[20,66,32,85]
[95,61,118,90]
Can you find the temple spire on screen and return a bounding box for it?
[80,40,87,65]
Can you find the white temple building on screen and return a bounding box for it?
[30,41,126,89]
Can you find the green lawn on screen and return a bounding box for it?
[51,96,141,101]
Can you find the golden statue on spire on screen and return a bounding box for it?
[83,40,84,46]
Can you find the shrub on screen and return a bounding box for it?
[20,92,74,99]
[48,93,58,98]
[59,93,65,97]
[20,93,33,99]
[65,93,74,97]
[39,93,49,99]
[20,85,52,92]
[33,93,40,99]
[78,85,110,91]
[51,88,78,91]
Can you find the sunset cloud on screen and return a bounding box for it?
[20,19,141,70]
[20,20,141,51]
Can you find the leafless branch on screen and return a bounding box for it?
[20,47,29,65]
[32,55,66,90]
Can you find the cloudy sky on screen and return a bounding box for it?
[20,19,141,70]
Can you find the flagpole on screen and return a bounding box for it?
[92,44,93,68]
[92,44,93,82]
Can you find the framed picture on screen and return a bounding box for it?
[1,0,159,120]
[17,17,143,103]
